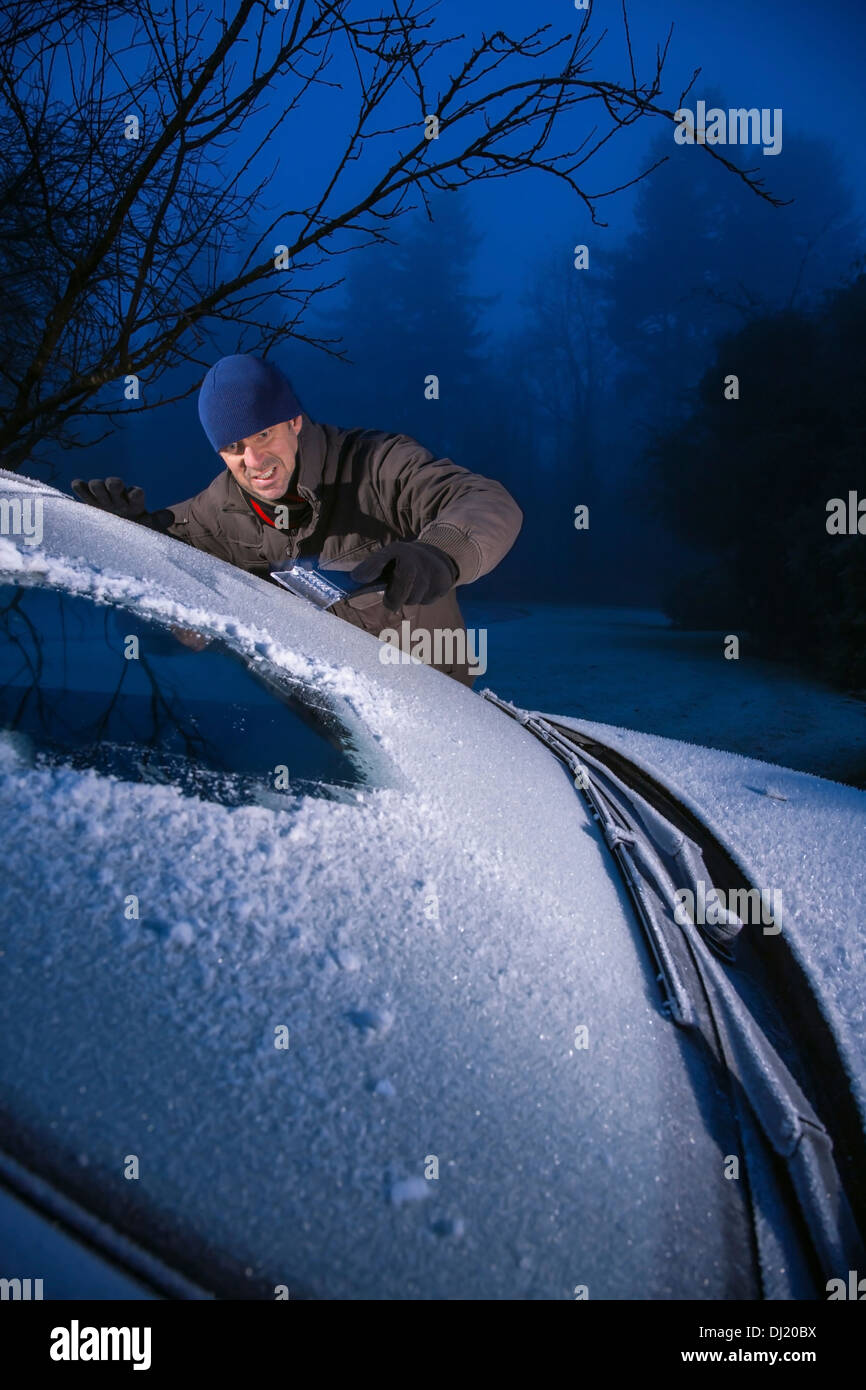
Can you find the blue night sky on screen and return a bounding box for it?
[448,0,866,329]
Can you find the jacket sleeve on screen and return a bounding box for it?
[163,492,235,564]
[366,433,522,584]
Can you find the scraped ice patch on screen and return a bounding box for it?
[0,541,396,725]
[0,541,403,781]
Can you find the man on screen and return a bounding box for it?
[72,354,521,685]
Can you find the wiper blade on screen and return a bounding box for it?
[483,693,737,1022]
[535,719,699,1025]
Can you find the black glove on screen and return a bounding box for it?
[351,540,457,612]
[70,477,172,532]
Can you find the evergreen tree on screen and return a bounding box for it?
[647,274,866,690]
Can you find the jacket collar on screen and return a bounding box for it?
[295,413,328,497]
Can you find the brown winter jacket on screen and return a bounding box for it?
[166,414,522,685]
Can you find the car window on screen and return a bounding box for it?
[0,582,366,805]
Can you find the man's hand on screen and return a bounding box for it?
[71,477,172,531]
[351,540,457,612]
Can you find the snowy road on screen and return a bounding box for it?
[464,601,866,788]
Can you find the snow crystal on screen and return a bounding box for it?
[387,1175,430,1207]
[369,1078,396,1098]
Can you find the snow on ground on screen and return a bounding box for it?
[549,714,866,1126]
[464,601,866,788]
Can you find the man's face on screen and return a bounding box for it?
[219,417,303,501]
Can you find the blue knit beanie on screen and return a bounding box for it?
[198,354,304,452]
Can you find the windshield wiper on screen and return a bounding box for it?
[483,690,866,1291]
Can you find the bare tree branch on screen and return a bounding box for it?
[0,0,781,471]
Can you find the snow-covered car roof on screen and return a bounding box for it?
[0,469,855,1298]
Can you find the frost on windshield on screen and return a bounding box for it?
[0,582,370,808]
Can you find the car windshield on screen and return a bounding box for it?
[0,581,366,805]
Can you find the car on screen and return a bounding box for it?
[0,467,864,1301]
